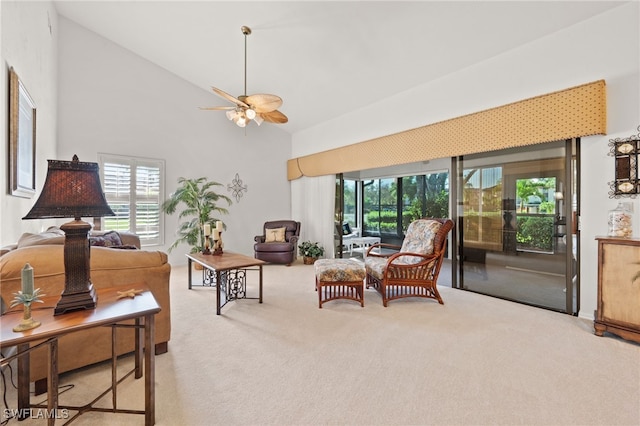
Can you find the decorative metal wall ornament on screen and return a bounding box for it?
[228,173,248,202]
[608,125,640,198]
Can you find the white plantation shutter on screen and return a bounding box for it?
[102,161,131,231]
[99,154,165,246]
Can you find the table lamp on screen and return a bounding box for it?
[23,155,115,315]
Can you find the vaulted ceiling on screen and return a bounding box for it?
[53,1,625,135]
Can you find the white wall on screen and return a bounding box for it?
[291,2,640,320]
[56,16,292,265]
[0,0,59,244]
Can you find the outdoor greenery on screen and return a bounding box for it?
[404,189,449,224]
[361,173,449,235]
[346,172,560,253]
[514,177,557,251]
[161,177,232,253]
[515,177,556,214]
[516,216,554,252]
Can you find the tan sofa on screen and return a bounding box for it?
[0,227,171,392]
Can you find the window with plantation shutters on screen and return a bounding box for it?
[99,154,165,246]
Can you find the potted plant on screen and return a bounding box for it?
[298,241,325,264]
[161,177,232,255]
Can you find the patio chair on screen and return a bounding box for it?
[364,218,454,307]
[335,222,360,255]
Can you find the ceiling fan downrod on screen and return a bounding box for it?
[241,26,251,98]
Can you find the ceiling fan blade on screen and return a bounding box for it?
[259,110,288,124]
[245,94,283,113]
[211,86,249,108]
[199,106,236,111]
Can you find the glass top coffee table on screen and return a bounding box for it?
[186,252,266,315]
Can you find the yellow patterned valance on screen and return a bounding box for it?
[288,80,606,180]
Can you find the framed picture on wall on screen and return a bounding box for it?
[9,66,37,198]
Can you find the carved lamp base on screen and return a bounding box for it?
[54,219,98,316]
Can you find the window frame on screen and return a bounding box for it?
[98,153,165,247]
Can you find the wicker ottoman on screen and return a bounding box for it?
[314,259,366,308]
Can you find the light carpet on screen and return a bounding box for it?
[3,261,640,425]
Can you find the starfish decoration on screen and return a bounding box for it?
[117,289,145,299]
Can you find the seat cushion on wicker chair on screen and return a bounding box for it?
[364,257,387,280]
[315,259,366,282]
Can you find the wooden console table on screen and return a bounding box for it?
[0,284,160,425]
[595,236,640,343]
[186,252,266,315]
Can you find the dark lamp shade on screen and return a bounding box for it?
[23,155,115,220]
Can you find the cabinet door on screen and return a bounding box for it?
[601,242,640,326]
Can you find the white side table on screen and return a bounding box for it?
[349,236,381,257]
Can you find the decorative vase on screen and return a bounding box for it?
[303,256,317,265]
[608,202,633,238]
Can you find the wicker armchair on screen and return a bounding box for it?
[364,218,454,307]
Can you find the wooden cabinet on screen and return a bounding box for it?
[595,236,640,343]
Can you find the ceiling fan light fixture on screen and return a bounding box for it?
[202,25,287,127]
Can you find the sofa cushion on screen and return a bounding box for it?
[17,227,65,248]
[0,245,168,288]
[265,227,286,243]
[91,229,141,249]
[254,241,294,252]
[90,230,123,247]
[8,227,141,253]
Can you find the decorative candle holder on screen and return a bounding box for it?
[11,288,44,332]
[213,231,224,255]
[202,226,212,254]
[202,237,211,255]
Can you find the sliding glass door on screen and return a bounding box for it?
[456,140,578,314]
[335,175,359,257]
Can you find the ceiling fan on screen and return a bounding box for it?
[200,26,288,127]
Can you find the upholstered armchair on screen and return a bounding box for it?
[254,220,301,265]
[365,218,454,306]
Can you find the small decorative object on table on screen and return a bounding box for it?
[299,241,324,265]
[202,223,212,254]
[11,263,44,332]
[608,202,633,238]
[116,288,144,299]
[212,220,224,255]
